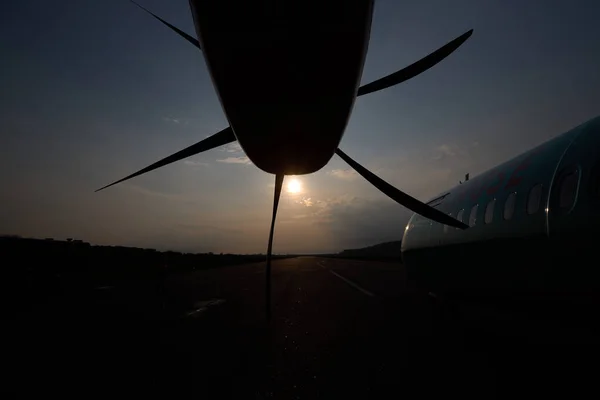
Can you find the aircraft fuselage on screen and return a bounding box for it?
[189,0,375,175]
[401,116,600,295]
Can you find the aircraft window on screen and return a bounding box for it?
[558,171,578,209]
[469,204,478,227]
[504,192,516,220]
[456,209,464,229]
[527,184,543,215]
[485,199,496,224]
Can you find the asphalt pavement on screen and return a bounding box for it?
[5,256,599,399]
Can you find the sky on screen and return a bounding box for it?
[1,0,600,254]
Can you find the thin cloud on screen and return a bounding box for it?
[216,156,252,165]
[162,116,193,126]
[432,141,481,161]
[122,183,184,201]
[293,194,411,250]
[183,160,209,167]
[432,144,459,160]
[296,197,313,207]
[216,143,251,164]
[222,142,243,153]
[162,116,180,124]
[328,168,359,181]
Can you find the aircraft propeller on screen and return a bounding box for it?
[99,1,473,319]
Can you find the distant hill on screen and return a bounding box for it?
[335,241,402,262]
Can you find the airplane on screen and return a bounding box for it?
[401,115,600,297]
[95,0,474,317]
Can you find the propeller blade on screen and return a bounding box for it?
[335,148,468,229]
[265,174,284,321]
[95,127,235,192]
[129,0,201,49]
[357,29,473,97]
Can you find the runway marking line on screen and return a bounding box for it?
[317,261,375,297]
[95,285,115,290]
[184,298,226,318]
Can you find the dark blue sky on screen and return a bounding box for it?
[1,0,599,253]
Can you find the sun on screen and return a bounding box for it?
[286,177,302,194]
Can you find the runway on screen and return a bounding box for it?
[5,256,599,398]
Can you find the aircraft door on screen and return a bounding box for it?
[547,121,600,240]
